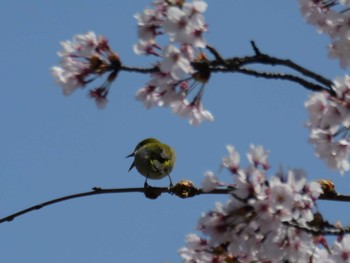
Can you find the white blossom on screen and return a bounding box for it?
[221,145,240,173]
[298,0,350,68]
[331,235,350,262]
[201,171,218,192]
[305,74,350,174]
[133,0,211,125]
[58,31,99,58]
[160,45,194,80]
[247,144,270,169]
[180,145,326,262]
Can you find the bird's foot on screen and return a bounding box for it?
[168,183,174,195]
[143,183,161,199]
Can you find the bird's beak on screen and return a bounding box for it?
[126,153,134,158]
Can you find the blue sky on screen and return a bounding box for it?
[0,1,348,262]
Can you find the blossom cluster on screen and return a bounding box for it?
[305,75,350,174]
[52,0,213,125]
[177,145,350,262]
[134,0,214,126]
[51,31,121,108]
[298,0,350,68]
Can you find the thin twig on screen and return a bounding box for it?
[206,44,227,65]
[250,41,261,55]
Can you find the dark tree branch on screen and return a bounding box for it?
[121,65,158,74]
[0,187,144,224]
[209,42,335,95]
[0,185,229,224]
[234,67,330,93]
[250,40,261,55]
[247,41,333,88]
[284,220,347,236]
[258,56,334,89]
[320,192,350,202]
[0,182,349,225]
[206,44,227,65]
[120,41,335,96]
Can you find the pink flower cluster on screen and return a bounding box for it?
[305,76,350,173]
[134,0,213,126]
[51,32,121,108]
[178,145,350,262]
[298,0,350,68]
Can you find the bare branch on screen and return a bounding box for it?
[0,185,229,224]
[0,187,144,224]
[120,42,335,96]
[0,181,349,225]
[235,67,330,93]
[250,40,261,55]
[120,65,158,74]
[242,41,333,89]
[206,44,227,65]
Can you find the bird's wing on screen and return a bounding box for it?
[149,144,173,173]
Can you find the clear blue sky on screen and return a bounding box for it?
[0,1,348,262]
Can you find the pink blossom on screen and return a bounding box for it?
[305,75,350,174]
[180,145,324,262]
[221,145,240,173]
[52,32,120,108]
[160,45,194,80]
[247,144,270,169]
[133,0,211,125]
[298,0,350,68]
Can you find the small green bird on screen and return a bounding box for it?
[127,138,176,188]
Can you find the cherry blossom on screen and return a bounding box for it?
[221,145,240,173]
[51,57,88,96]
[160,45,194,80]
[51,1,212,124]
[178,234,214,262]
[52,32,121,107]
[133,0,212,125]
[179,145,330,262]
[312,247,335,263]
[247,144,270,170]
[58,31,100,58]
[305,75,350,173]
[298,0,350,68]
[201,171,219,192]
[163,1,207,48]
[171,98,214,126]
[331,235,350,262]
